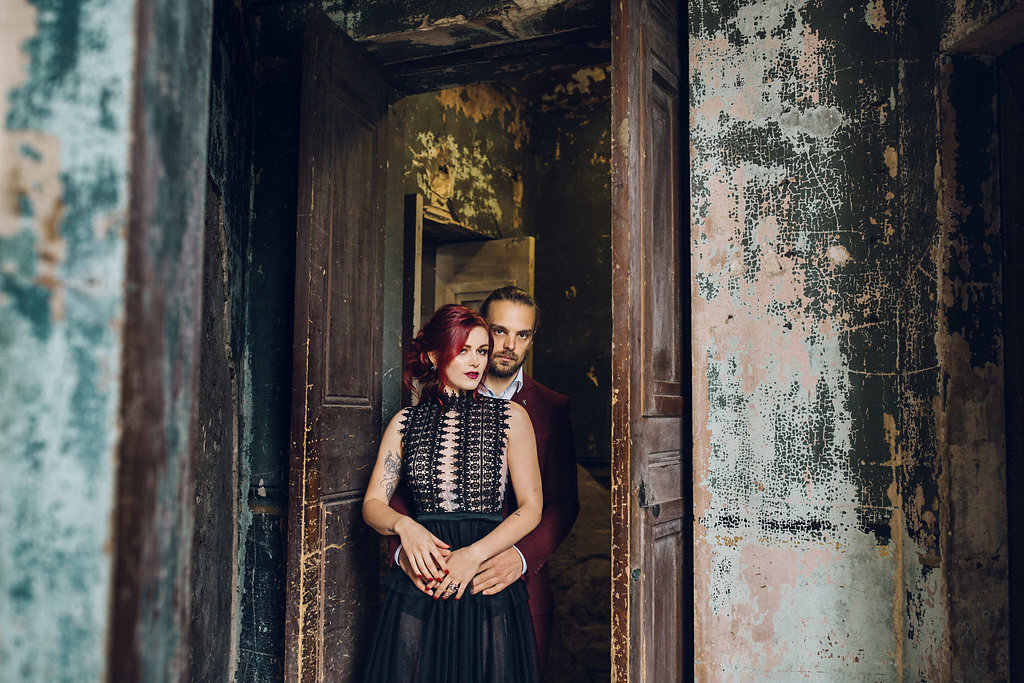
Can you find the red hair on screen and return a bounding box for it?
[404,304,493,402]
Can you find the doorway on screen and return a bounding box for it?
[390,69,615,682]
[197,3,684,682]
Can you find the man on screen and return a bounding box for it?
[389,286,580,669]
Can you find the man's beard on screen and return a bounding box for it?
[488,355,523,379]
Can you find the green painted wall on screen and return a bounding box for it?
[2,0,214,679]
[1,1,135,680]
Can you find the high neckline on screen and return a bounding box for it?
[437,391,474,409]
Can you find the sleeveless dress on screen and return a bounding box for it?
[362,393,540,683]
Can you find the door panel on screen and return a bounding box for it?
[645,62,683,417]
[610,0,684,681]
[286,11,388,682]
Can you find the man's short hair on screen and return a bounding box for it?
[480,286,540,331]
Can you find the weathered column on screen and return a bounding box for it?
[1,0,213,680]
[1,1,137,680]
[690,0,1009,679]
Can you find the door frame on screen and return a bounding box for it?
[279,4,687,681]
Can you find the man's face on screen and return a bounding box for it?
[485,301,536,379]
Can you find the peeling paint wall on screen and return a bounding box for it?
[1,0,135,679]
[394,82,532,237]
[691,0,1009,680]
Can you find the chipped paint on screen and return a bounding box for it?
[687,0,995,678]
[1,0,135,680]
[693,0,1013,678]
[397,83,531,233]
[865,0,890,32]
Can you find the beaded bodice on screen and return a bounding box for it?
[399,394,511,514]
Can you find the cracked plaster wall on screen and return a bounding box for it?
[691,0,1008,680]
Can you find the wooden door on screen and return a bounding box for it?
[286,11,388,682]
[610,1,685,681]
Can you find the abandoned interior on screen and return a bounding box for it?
[2,0,1023,681]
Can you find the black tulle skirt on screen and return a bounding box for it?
[362,513,540,683]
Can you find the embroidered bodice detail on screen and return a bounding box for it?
[399,394,511,514]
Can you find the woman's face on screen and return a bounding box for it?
[440,325,490,393]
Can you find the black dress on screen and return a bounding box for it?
[362,393,540,683]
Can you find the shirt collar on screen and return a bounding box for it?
[479,366,524,401]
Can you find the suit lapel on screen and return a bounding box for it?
[512,373,536,408]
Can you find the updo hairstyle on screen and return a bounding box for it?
[404,304,493,402]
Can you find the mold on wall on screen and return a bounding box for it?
[1,0,135,679]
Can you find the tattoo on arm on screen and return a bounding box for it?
[379,450,401,500]
[513,511,521,518]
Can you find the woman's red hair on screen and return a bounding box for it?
[404,304,492,402]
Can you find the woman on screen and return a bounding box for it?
[361,304,543,682]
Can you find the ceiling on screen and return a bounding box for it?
[326,0,611,92]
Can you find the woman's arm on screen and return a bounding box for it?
[362,409,450,580]
[433,401,542,599]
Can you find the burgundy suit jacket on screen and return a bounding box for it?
[387,374,580,617]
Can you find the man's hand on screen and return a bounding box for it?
[397,546,450,594]
[470,547,524,596]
